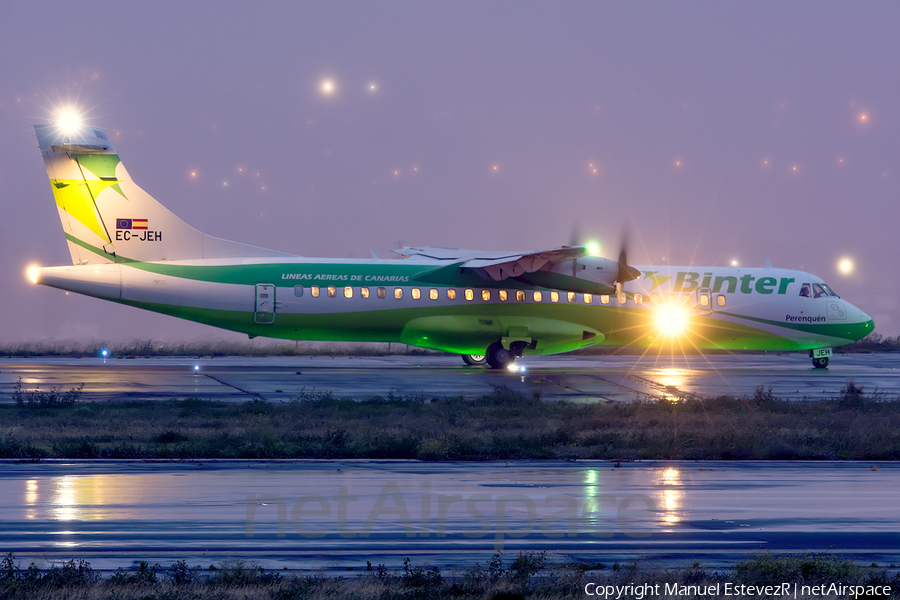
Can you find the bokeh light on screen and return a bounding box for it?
[320,78,336,96]
[838,258,854,275]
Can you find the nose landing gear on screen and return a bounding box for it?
[810,348,832,369]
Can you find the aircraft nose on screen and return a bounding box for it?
[855,306,874,338]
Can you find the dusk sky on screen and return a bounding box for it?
[2,2,898,343]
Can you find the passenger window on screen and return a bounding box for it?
[533,291,543,302]
[799,283,812,298]
[361,287,370,299]
[813,283,827,299]
[600,295,609,304]
[482,289,491,301]
[465,289,474,301]
[394,288,403,299]
[412,288,421,300]
[377,287,386,299]
[699,294,709,306]
[651,293,659,303]
[634,293,642,304]
[667,293,676,304]
[567,291,576,303]
[516,290,525,302]
[429,288,438,300]
[294,285,304,297]
[550,291,559,303]
[327,286,337,298]
[499,290,508,302]
[681,294,691,305]
[311,286,320,298]
[617,292,626,304]
[584,293,593,303]
[716,294,726,307]
[343,286,353,299]
[447,289,457,300]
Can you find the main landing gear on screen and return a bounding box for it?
[462,342,528,369]
[486,342,514,369]
[462,354,487,366]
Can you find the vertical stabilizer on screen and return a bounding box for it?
[35,124,293,264]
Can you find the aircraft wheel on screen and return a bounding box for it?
[486,342,514,369]
[812,357,829,369]
[462,354,487,366]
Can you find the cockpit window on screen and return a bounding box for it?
[812,283,828,299]
[820,283,839,298]
[799,283,811,298]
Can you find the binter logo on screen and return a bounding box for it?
[672,272,795,295]
[115,218,162,242]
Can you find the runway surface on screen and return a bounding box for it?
[2,353,899,403]
[1,460,897,573]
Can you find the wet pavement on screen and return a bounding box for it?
[2,353,899,403]
[0,460,896,573]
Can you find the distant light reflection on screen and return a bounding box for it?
[584,468,598,503]
[658,368,687,402]
[657,467,683,525]
[25,479,38,520]
[26,479,38,504]
[52,476,79,521]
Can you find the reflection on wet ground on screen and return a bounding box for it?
[1,353,898,403]
[1,460,897,573]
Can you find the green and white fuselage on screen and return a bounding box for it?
[30,123,873,367]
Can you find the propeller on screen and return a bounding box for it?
[614,232,641,287]
[569,223,581,288]
[565,223,640,289]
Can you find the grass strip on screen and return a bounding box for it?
[1,551,898,600]
[2,383,899,460]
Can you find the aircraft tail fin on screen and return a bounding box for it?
[35,124,293,265]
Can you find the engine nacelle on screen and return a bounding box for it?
[517,255,621,294]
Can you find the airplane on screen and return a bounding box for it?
[27,119,874,369]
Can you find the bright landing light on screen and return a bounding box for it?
[654,304,688,336]
[586,241,601,256]
[838,258,854,275]
[55,108,83,134]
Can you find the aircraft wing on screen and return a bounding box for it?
[397,245,588,281]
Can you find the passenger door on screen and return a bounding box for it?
[254,284,275,324]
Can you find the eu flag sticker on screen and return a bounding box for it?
[116,218,132,229]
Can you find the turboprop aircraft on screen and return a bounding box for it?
[28,120,873,369]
